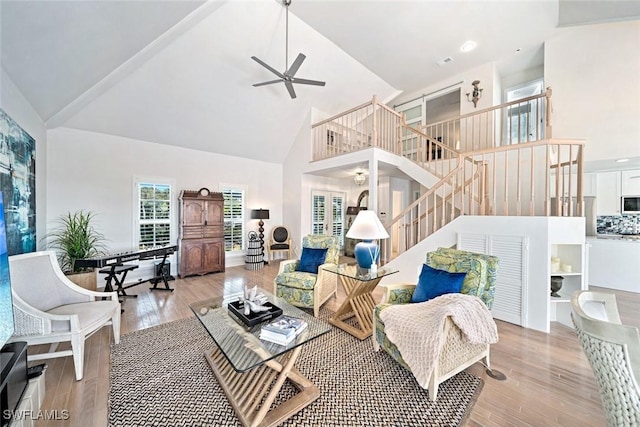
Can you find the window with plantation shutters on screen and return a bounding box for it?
[222,188,244,252]
[138,182,172,249]
[312,193,326,235]
[311,190,345,246]
[332,195,344,247]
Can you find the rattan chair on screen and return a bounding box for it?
[7,251,121,380]
[571,290,640,426]
[267,226,292,261]
[373,247,498,400]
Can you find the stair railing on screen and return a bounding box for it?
[421,88,553,153]
[380,138,585,262]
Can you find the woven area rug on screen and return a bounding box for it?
[108,310,483,426]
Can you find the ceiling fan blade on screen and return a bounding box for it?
[251,56,285,79]
[252,79,283,87]
[291,78,326,87]
[286,53,306,77]
[285,81,297,99]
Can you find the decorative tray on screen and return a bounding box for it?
[228,300,283,327]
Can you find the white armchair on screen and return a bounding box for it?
[7,251,121,381]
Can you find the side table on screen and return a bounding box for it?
[322,264,397,340]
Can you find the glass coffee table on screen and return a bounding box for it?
[322,264,398,340]
[190,291,331,427]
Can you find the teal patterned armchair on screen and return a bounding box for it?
[273,235,339,317]
[373,247,499,400]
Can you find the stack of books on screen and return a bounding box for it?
[259,315,308,346]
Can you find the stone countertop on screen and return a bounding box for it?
[592,234,640,242]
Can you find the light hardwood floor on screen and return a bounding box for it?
[31,259,638,427]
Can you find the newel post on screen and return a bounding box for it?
[545,87,553,138]
[372,95,378,148]
[399,112,406,156]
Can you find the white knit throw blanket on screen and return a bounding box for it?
[379,293,498,388]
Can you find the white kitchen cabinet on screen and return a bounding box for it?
[596,171,621,215]
[588,237,640,293]
[621,169,640,196]
[583,172,597,197]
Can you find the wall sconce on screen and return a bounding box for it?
[354,172,366,186]
[466,80,483,108]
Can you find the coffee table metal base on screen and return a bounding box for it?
[204,345,319,427]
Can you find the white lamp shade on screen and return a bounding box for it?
[345,211,389,240]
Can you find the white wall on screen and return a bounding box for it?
[0,69,48,249]
[46,127,283,272]
[391,62,499,116]
[545,20,640,162]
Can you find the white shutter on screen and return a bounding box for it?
[311,192,326,235]
[457,233,488,253]
[458,233,528,326]
[332,195,345,246]
[222,188,245,251]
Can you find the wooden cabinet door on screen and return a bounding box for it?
[203,239,225,273]
[204,200,224,226]
[183,199,205,226]
[180,240,205,276]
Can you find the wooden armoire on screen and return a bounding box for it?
[178,189,225,277]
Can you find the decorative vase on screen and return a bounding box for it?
[353,240,379,270]
[550,276,564,298]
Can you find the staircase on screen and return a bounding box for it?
[311,90,585,264]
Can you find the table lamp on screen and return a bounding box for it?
[345,210,389,272]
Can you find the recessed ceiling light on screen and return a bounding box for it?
[460,41,477,53]
[616,158,629,163]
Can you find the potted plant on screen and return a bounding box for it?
[45,210,107,290]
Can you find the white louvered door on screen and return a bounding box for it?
[458,233,529,326]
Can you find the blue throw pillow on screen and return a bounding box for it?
[296,247,328,274]
[410,263,467,303]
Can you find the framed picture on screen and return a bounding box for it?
[0,109,36,255]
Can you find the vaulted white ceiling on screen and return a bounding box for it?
[1,0,639,164]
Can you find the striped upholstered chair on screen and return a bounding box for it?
[571,290,640,427]
[373,247,499,400]
[273,235,339,317]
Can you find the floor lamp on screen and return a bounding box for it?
[251,209,270,264]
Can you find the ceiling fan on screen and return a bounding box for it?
[251,0,325,99]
